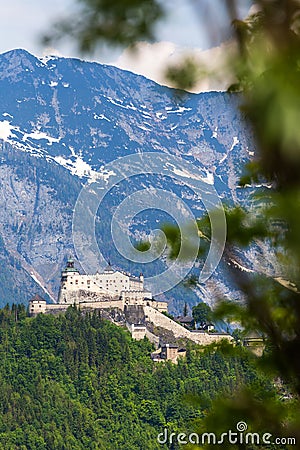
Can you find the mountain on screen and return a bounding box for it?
[0,49,272,312]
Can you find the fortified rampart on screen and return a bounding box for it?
[144,306,233,345]
[29,259,233,349]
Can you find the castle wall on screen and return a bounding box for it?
[29,300,232,349]
[43,304,71,314]
[144,306,233,345]
[78,299,124,310]
[145,328,160,348]
[126,323,147,340]
[122,290,153,303]
[58,270,144,303]
[129,278,143,291]
[29,300,125,316]
[144,306,192,339]
[59,288,122,305]
[145,299,168,313]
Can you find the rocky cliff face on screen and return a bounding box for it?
[0,142,80,304]
[0,49,271,312]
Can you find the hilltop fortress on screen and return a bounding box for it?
[30,258,168,315]
[58,258,168,312]
[29,258,232,350]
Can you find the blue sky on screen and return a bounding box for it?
[0,1,216,57]
[1,0,78,58]
[0,0,252,90]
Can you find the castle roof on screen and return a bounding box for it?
[176,315,194,324]
[104,261,114,273]
[64,257,79,273]
[30,294,45,302]
[244,330,264,340]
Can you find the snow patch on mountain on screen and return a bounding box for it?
[54,155,96,178]
[165,106,192,114]
[23,131,60,145]
[172,167,214,185]
[0,120,14,141]
[94,113,111,122]
[229,259,255,273]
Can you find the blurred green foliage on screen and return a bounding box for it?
[43,0,164,52]
[165,57,204,92]
[199,1,300,446]
[135,239,151,252]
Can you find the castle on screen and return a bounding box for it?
[29,258,233,353]
[29,258,168,316]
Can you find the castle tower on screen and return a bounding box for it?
[139,272,144,288]
[58,257,80,304]
[60,257,80,282]
[29,294,47,316]
[65,257,78,273]
[104,261,114,274]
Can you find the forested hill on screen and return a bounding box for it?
[0,305,272,449]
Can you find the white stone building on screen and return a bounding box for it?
[28,259,233,350]
[29,258,168,315]
[58,258,155,306]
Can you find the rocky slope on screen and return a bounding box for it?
[0,49,272,311]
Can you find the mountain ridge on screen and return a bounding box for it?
[0,49,267,312]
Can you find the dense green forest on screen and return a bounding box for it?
[0,305,277,449]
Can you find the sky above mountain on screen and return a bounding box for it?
[0,0,252,92]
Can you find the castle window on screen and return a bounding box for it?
[87,280,90,284]
[75,280,78,284]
